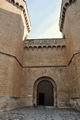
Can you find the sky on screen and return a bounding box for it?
[26,0,62,39]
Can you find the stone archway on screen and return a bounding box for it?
[37,80,53,106]
[33,76,57,107]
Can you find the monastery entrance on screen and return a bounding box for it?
[37,80,53,106]
[33,77,57,107]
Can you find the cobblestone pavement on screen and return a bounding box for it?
[0,107,80,120]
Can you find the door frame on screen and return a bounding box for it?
[33,76,57,107]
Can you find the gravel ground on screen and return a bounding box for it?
[0,107,80,120]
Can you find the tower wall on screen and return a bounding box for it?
[0,0,30,110]
[60,0,80,60]
[60,0,80,110]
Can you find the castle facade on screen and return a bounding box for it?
[0,0,80,111]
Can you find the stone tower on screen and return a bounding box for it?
[0,0,31,110]
[60,0,80,60]
[59,0,80,109]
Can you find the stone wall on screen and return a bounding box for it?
[24,39,66,66]
[0,0,80,111]
[23,37,80,108]
[60,0,80,110]
[69,53,80,111]
[0,0,30,110]
[23,66,70,107]
[60,0,80,61]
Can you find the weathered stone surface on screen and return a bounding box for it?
[0,0,80,112]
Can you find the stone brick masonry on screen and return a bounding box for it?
[0,0,80,112]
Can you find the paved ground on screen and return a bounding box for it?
[0,107,80,120]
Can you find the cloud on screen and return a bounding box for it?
[27,0,62,39]
[36,11,62,38]
[37,20,62,38]
[36,9,59,31]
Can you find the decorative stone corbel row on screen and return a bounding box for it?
[24,44,66,49]
[24,39,66,49]
[7,0,31,33]
[59,0,76,32]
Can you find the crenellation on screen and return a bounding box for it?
[24,44,66,49]
[24,38,65,45]
[24,38,66,49]
[6,0,31,33]
[59,0,76,32]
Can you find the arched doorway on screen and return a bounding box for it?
[33,76,57,107]
[37,80,53,106]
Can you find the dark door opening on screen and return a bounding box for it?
[37,80,54,106]
[39,93,44,105]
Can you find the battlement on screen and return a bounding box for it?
[24,38,66,49]
[59,0,76,32]
[6,0,31,33]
